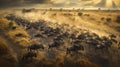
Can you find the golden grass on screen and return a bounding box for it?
[0,18,9,30]
[76,58,99,67]
[0,37,10,52]
[0,17,30,47]
[0,10,119,67]
[0,37,17,67]
[0,17,28,67]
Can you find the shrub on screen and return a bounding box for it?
[101,17,104,20]
[78,12,83,16]
[115,26,120,32]
[106,18,112,22]
[116,16,120,23]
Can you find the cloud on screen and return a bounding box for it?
[24,0,51,4]
[51,0,71,6]
[93,0,120,8]
[0,0,119,8]
[0,0,51,8]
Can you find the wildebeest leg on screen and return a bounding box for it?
[22,56,25,60]
[36,50,38,53]
[118,47,120,49]
[27,49,30,51]
[118,44,120,49]
[66,51,69,54]
[30,57,32,60]
[106,47,110,54]
[22,56,27,60]
[48,46,51,49]
[66,49,70,54]
[35,54,37,57]
[30,49,32,52]
[75,50,80,57]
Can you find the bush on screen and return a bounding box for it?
[101,17,104,20]
[115,26,120,32]
[78,12,83,16]
[116,16,120,23]
[63,13,73,16]
[106,18,112,22]
[84,14,90,16]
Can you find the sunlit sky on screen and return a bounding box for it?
[0,0,120,9]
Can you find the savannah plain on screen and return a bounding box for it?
[0,9,120,67]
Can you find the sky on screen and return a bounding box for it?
[0,0,120,9]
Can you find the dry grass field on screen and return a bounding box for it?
[0,9,120,67]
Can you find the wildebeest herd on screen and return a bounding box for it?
[22,44,44,60]
[5,14,120,61]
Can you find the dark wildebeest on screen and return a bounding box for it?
[109,34,117,39]
[95,44,107,50]
[22,9,32,13]
[66,44,84,54]
[110,39,118,44]
[53,34,66,42]
[27,44,44,51]
[70,33,77,39]
[22,52,37,60]
[86,39,99,46]
[34,34,45,38]
[25,24,31,30]
[48,41,64,49]
[73,40,81,44]
[12,26,17,30]
[77,34,86,40]
[118,42,120,49]
[62,32,70,38]
[15,33,24,37]
[95,43,110,54]
[95,41,112,51]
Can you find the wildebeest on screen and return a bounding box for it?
[34,34,45,38]
[95,40,112,51]
[109,34,117,39]
[86,39,99,46]
[73,40,81,44]
[15,33,24,37]
[22,9,33,13]
[70,33,77,39]
[53,33,68,41]
[66,44,84,54]
[110,39,118,44]
[62,32,70,38]
[48,41,64,49]
[95,43,110,54]
[77,34,86,40]
[95,44,107,50]
[118,42,120,49]
[27,44,44,51]
[12,26,17,30]
[22,52,37,60]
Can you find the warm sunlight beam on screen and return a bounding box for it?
[106,0,113,7]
